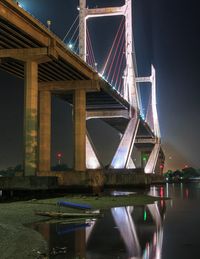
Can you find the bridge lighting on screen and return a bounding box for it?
[159,164,164,169]
[15,1,23,8]
[68,43,73,49]
[77,6,80,11]
[142,154,147,162]
[57,152,63,165]
[47,20,52,30]
[87,157,99,169]
[144,209,147,221]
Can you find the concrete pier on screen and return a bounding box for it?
[74,89,86,171]
[39,90,51,173]
[24,61,38,176]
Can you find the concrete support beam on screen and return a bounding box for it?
[0,47,58,63]
[0,48,48,59]
[127,158,136,169]
[79,0,87,60]
[145,143,160,174]
[39,80,100,92]
[135,138,157,144]
[0,2,49,46]
[74,89,86,171]
[86,109,129,120]
[86,131,101,169]
[86,6,125,18]
[38,91,51,173]
[110,117,140,169]
[24,61,38,176]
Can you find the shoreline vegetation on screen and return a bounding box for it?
[0,194,167,259]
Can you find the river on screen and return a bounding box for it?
[31,183,200,258]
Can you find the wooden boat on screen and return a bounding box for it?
[57,200,92,210]
[35,210,100,218]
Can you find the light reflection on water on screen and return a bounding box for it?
[30,183,200,258]
[31,188,167,259]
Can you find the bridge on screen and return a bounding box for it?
[0,0,164,178]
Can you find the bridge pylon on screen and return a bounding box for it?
[79,0,141,170]
[136,65,161,173]
[79,0,139,110]
[79,1,162,173]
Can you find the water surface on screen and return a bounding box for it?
[31,183,200,258]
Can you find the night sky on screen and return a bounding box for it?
[0,0,200,171]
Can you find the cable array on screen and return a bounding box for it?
[64,14,141,106]
[86,28,97,69]
[62,15,80,53]
[100,17,126,95]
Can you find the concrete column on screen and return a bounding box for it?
[24,61,38,176]
[39,90,51,173]
[74,89,86,171]
[79,0,87,60]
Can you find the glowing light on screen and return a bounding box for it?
[57,152,62,158]
[16,1,23,8]
[87,158,99,169]
[144,210,147,221]
[68,43,73,49]
[142,154,147,162]
[98,73,104,78]
[159,187,164,197]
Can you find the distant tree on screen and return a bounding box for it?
[0,164,23,176]
[182,167,198,178]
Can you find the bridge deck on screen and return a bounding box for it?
[0,0,155,139]
[0,0,129,111]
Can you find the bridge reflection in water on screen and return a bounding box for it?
[32,192,166,258]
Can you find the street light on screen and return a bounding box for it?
[57,152,62,165]
[47,20,52,30]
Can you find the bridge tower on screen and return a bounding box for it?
[79,0,141,170]
[79,0,139,110]
[79,0,162,173]
[136,65,161,173]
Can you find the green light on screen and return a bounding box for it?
[144,210,147,221]
[142,154,147,162]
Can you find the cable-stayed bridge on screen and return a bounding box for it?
[0,0,164,176]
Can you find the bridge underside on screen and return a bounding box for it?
[0,0,164,175]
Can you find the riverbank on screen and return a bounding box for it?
[0,194,166,258]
